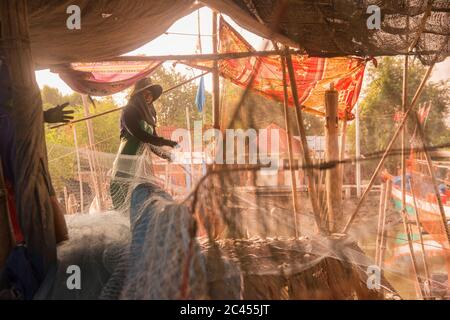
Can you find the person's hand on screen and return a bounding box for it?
[163,139,178,148]
[43,102,74,123]
[152,137,177,148]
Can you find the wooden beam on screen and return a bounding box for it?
[325,83,342,232]
[342,64,435,233]
[285,51,325,234]
[280,52,300,237]
[50,71,210,129]
[1,0,57,272]
[82,50,300,63]
[212,11,220,130]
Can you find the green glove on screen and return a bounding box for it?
[44,102,74,123]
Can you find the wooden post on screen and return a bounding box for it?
[72,126,84,213]
[82,95,103,211]
[212,11,220,130]
[280,53,300,237]
[401,54,408,252]
[285,51,324,233]
[410,176,431,297]
[185,105,195,187]
[375,182,387,266]
[339,114,348,199]
[0,163,14,267]
[325,83,342,232]
[378,180,391,269]
[342,64,435,233]
[1,0,57,271]
[355,103,362,197]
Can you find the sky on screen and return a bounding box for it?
[35,7,265,98]
[35,7,449,100]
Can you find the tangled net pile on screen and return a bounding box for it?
[34,127,450,300]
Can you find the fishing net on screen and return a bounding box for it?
[230,0,450,65]
[36,85,449,300]
[27,1,449,68]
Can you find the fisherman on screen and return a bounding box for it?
[109,78,178,209]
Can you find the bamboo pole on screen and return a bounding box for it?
[197,9,203,54]
[401,53,408,258]
[375,182,387,266]
[342,64,435,233]
[50,71,210,129]
[398,182,424,299]
[409,176,431,297]
[399,52,423,297]
[82,95,103,211]
[378,179,391,270]
[412,112,450,247]
[339,114,348,199]
[72,125,84,213]
[355,103,362,197]
[285,51,324,233]
[212,11,220,130]
[414,105,450,289]
[185,105,195,187]
[280,52,300,237]
[90,50,299,63]
[325,83,342,232]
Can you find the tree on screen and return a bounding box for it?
[220,79,324,135]
[43,66,214,192]
[151,66,212,128]
[347,57,450,175]
[43,88,121,192]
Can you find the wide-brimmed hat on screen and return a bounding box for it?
[131,78,163,101]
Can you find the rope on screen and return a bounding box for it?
[50,71,210,129]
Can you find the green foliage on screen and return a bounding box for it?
[349,57,449,174]
[151,67,212,127]
[44,90,121,191]
[221,79,324,134]
[43,67,214,191]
